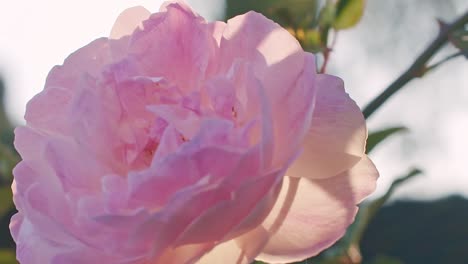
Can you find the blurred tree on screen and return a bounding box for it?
[0,75,17,257]
[0,77,16,184]
[0,77,14,148]
[361,196,468,264]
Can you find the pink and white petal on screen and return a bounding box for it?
[22,183,71,239]
[219,13,305,163]
[149,125,184,164]
[130,177,233,260]
[153,242,215,264]
[205,21,227,76]
[15,126,111,193]
[9,212,24,243]
[287,74,367,180]
[174,168,283,246]
[176,119,237,151]
[198,227,270,264]
[128,2,216,90]
[51,247,121,264]
[128,147,230,208]
[14,128,71,194]
[45,38,115,90]
[148,105,201,141]
[219,17,314,166]
[160,0,200,15]
[197,240,252,264]
[271,53,317,165]
[257,157,378,263]
[133,161,280,262]
[219,11,304,102]
[110,6,151,40]
[207,21,226,46]
[204,77,240,119]
[67,75,126,172]
[14,126,48,163]
[25,87,72,135]
[14,218,76,264]
[12,162,55,213]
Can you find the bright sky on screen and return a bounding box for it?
[0,0,467,200]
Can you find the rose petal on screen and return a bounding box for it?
[126,145,244,209]
[198,240,252,264]
[25,87,72,135]
[219,13,316,167]
[51,248,119,264]
[287,74,367,180]
[45,38,114,89]
[67,74,127,173]
[155,242,215,264]
[110,6,151,40]
[219,11,304,101]
[131,176,231,260]
[271,53,317,165]
[127,2,217,90]
[174,167,283,246]
[14,218,76,264]
[256,157,378,263]
[198,227,271,264]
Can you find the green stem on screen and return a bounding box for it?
[363,10,468,119]
[319,30,339,73]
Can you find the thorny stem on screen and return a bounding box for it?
[363,10,468,119]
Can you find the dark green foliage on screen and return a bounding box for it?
[361,196,468,264]
[0,76,16,261]
[225,0,319,29]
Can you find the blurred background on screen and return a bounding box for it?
[0,0,467,263]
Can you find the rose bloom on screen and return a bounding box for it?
[10,1,378,264]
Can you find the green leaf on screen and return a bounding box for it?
[318,0,336,28]
[0,249,17,264]
[333,0,365,30]
[0,185,13,218]
[366,126,408,153]
[449,24,468,59]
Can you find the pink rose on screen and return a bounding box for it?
[10,1,378,263]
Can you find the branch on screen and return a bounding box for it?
[363,10,468,119]
[426,51,464,72]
